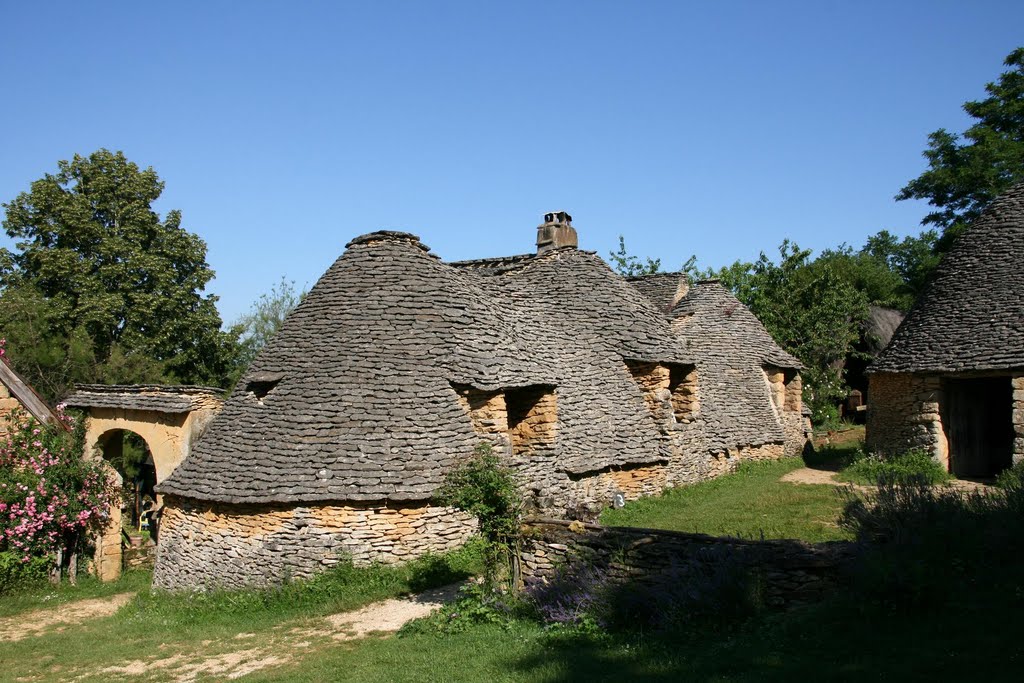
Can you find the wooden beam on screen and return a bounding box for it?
[0,358,65,430]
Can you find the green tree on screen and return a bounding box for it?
[230,277,306,385]
[699,242,869,423]
[897,47,1024,242]
[608,236,662,277]
[0,150,238,397]
[860,229,941,305]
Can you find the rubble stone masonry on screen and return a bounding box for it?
[153,497,476,590]
[866,373,946,466]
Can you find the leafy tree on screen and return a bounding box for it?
[699,242,869,423]
[860,229,941,305]
[0,149,238,397]
[608,236,662,277]
[897,47,1024,241]
[232,276,306,382]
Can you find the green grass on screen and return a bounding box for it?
[0,543,484,681]
[0,567,153,619]
[5,476,1024,681]
[600,458,851,542]
[836,450,952,486]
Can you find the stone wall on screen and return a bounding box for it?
[520,519,852,610]
[866,373,947,466]
[154,497,477,590]
[1014,376,1024,466]
[0,381,18,438]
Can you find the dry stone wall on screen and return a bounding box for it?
[0,382,18,438]
[520,520,852,610]
[153,497,476,590]
[1015,376,1024,465]
[866,373,947,466]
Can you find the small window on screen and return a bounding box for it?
[506,385,557,456]
[246,372,283,400]
[667,364,698,422]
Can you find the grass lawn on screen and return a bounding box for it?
[6,436,1022,681]
[600,457,852,542]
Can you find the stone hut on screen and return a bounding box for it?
[867,183,1024,478]
[153,212,809,590]
[628,274,810,466]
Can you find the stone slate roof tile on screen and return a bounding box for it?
[870,182,1024,374]
[159,234,778,504]
[161,235,683,503]
[64,384,223,414]
[631,277,800,451]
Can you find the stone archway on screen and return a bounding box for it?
[64,385,224,581]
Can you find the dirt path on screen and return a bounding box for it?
[0,592,135,643]
[89,583,464,682]
[781,466,995,494]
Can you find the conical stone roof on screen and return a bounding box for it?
[159,233,697,504]
[871,182,1024,374]
[630,276,801,452]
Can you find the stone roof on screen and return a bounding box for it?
[870,182,1024,374]
[64,384,224,414]
[159,233,697,505]
[626,273,688,314]
[631,276,802,451]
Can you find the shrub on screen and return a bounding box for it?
[0,406,118,574]
[0,550,49,595]
[838,448,950,486]
[434,443,523,590]
[995,460,1024,490]
[839,480,1024,607]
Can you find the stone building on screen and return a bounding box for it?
[153,212,809,590]
[867,183,1024,478]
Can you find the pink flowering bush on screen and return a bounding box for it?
[0,403,118,583]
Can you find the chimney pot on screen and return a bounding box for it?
[536,210,578,254]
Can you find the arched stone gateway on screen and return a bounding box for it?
[63,385,224,581]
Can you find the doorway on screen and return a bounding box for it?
[943,377,1013,478]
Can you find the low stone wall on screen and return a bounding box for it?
[520,519,853,609]
[153,496,476,590]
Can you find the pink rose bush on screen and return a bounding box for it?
[0,405,118,565]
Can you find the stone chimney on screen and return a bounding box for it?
[671,274,690,310]
[536,211,578,254]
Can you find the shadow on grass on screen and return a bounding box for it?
[513,481,1024,682]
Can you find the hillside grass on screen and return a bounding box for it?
[600,457,851,542]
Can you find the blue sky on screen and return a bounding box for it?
[2,1,1022,324]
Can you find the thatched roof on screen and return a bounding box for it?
[158,232,695,505]
[870,182,1024,374]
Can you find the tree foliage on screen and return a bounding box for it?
[608,236,662,277]
[0,149,238,399]
[701,242,870,423]
[231,277,306,382]
[897,47,1024,238]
